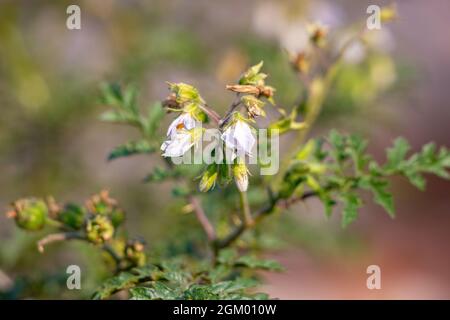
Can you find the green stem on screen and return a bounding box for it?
[239,191,253,227]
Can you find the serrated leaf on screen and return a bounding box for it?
[386,137,410,169]
[92,266,156,300]
[369,179,395,217]
[341,193,362,228]
[405,171,426,190]
[129,287,157,300]
[100,83,123,106]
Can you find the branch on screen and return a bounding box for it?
[188,195,216,242]
[219,94,241,129]
[215,190,319,249]
[37,232,85,253]
[199,104,221,124]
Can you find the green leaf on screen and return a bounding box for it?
[143,166,174,183]
[217,248,238,265]
[341,193,362,228]
[369,179,395,217]
[144,102,165,137]
[108,140,155,161]
[405,171,426,190]
[100,82,123,107]
[386,137,410,169]
[235,255,283,271]
[129,287,158,300]
[123,84,139,114]
[171,186,191,197]
[92,266,156,300]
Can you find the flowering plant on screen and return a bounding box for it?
[5,5,450,300]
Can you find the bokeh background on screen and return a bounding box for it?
[0,0,449,299]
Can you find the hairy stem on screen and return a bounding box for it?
[37,232,85,253]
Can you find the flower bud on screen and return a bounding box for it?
[307,23,328,47]
[232,162,249,192]
[85,190,124,227]
[241,95,266,118]
[7,198,48,231]
[167,82,204,105]
[125,238,146,267]
[85,215,114,244]
[199,165,218,192]
[57,203,86,230]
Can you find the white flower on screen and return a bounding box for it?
[221,119,255,159]
[161,128,203,157]
[166,113,196,138]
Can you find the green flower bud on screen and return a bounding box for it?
[199,165,218,192]
[167,82,204,105]
[8,198,48,231]
[125,238,146,267]
[57,203,86,230]
[85,215,114,245]
[86,190,125,228]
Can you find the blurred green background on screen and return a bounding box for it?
[0,0,449,299]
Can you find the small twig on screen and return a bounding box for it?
[37,232,85,253]
[199,104,221,124]
[219,94,241,128]
[215,190,319,249]
[188,195,216,242]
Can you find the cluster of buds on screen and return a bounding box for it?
[85,215,114,245]
[6,198,48,231]
[226,61,275,119]
[85,189,125,228]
